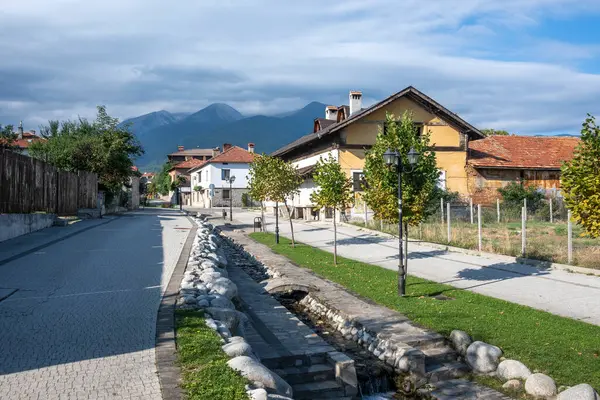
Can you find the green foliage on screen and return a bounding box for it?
[310,154,354,211]
[28,106,143,194]
[481,128,511,136]
[193,185,203,192]
[154,162,174,196]
[176,310,249,400]
[250,232,600,391]
[170,175,186,191]
[241,192,250,207]
[363,112,439,226]
[561,114,600,238]
[0,124,19,151]
[247,153,272,203]
[498,182,544,212]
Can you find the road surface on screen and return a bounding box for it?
[0,209,191,399]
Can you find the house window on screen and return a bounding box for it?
[352,171,364,192]
[222,189,231,199]
[198,172,201,182]
[222,169,231,180]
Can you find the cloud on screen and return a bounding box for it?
[1,0,600,134]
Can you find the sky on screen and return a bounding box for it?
[1,0,600,135]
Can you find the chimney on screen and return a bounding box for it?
[349,91,362,116]
[177,145,184,152]
[30,129,36,136]
[223,143,232,152]
[17,121,24,139]
[248,143,255,153]
[212,147,220,157]
[325,106,338,121]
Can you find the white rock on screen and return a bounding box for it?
[201,260,219,270]
[222,340,257,359]
[502,380,522,391]
[525,373,557,398]
[248,388,267,400]
[557,384,599,400]
[497,360,532,381]
[465,341,503,373]
[180,281,195,290]
[227,356,293,397]
[210,295,235,310]
[204,318,218,331]
[450,330,472,356]
[210,278,238,299]
[199,271,225,284]
[205,308,247,336]
[197,299,209,308]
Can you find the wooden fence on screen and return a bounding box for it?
[0,149,98,215]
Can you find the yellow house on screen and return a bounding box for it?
[271,86,484,220]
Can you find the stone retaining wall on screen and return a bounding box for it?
[0,213,56,242]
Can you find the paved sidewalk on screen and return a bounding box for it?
[0,209,191,399]
[230,210,600,326]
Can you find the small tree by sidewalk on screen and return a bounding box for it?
[269,158,302,247]
[311,154,354,264]
[248,154,271,232]
[561,114,600,238]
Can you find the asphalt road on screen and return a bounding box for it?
[0,209,191,399]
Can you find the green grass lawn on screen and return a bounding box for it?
[249,232,600,391]
[176,310,249,400]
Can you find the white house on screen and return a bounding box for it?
[189,144,256,208]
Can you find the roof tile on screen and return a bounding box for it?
[468,136,580,169]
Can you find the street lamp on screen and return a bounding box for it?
[383,146,420,296]
[224,176,236,221]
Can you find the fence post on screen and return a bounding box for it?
[441,198,444,225]
[447,202,451,243]
[419,222,423,241]
[521,206,526,256]
[496,198,500,224]
[549,198,553,224]
[524,198,527,215]
[478,204,482,252]
[469,197,474,224]
[567,210,573,264]
[364,200,368,227]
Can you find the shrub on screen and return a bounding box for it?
[498,182,544,213]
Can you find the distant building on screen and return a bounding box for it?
[167,145,215,165]
[167,158,206,205]
[189,143,256,208]
[5,122,46,156]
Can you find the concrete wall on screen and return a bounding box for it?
[0,213,56,242]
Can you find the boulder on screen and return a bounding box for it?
[210,295,236,310]
[204,317,218,331]
[497,359,531,381]
[201,260,219,270]
[465,341,502,373]
[180,281,195,290]
[557,384,599,400]
[210,278,238,299]
[502,380,523,391]
[222,340,258,359]
[183,295,197,305]
[525,373,557,398]
[449,330,472,356]
[199,271,225,284]
[227,356,293,397]
[197,299,209,308]
[205,308,247,336]
[248,388,267,400]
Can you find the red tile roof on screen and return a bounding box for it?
[468,136,581,169]
[15,132,45,149]
[206,145,255,164]
[170,158,206,171]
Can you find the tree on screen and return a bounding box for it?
[481,128,511,137]
[561,114,600,237]
[363,112,439,290]
[497,182,544,213]
[154,163,173,196]
[247,154,272,231]
[311,154,354,264]
[0,124,19,151]
[29,106,143,194]
[269,157,302,247]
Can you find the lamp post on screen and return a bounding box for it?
[224,176,236,221]
[383,147,419,296]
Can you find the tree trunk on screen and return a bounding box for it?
[260,201,266,232]
[284,200,296,247]
[333,208,337,265]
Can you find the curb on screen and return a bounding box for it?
[155,214,198,400]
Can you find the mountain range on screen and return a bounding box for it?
[123,102,327,170]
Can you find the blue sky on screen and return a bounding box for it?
[1,0,600,136]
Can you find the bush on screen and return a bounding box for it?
[498,182,544,213]
[241,193,250,207]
